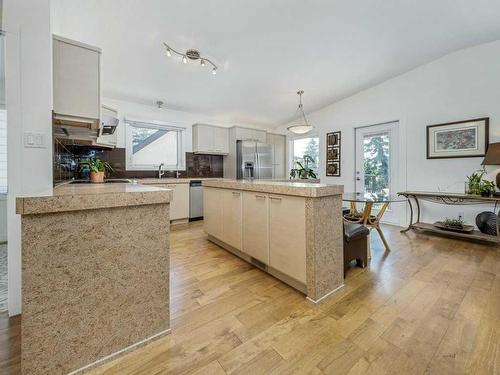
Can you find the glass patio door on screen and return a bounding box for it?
[355,121,399,224]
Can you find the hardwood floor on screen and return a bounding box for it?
[1,221,499,374]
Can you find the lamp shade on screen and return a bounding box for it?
[482,143,500,165]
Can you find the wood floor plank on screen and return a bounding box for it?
[2,221,500,375]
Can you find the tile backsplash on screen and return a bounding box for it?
[53,140,223,184]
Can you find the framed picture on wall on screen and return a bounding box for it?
[326,131,341,176]
[426,118,489,159]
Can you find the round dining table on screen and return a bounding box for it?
[342,192,406,252]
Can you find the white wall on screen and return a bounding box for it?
[279,40,500,227]
[5,0,53,316]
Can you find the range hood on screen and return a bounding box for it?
[53,106,119,147]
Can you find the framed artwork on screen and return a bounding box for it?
[426,118,489,159]
[326,131,341,176]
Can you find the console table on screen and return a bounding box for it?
[398,191,500,244]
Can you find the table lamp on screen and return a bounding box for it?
[481,142,500,191]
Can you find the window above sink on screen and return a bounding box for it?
[125,119,185,171]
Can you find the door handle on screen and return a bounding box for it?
[255,195,266,199]
[356,178,361,181]
[269,196,282,201]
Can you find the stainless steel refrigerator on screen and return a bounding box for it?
[236,140,273,179]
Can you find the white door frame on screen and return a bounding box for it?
[354,120,407,226]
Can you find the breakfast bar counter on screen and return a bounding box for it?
[202,179,344,303]
[16,183,172,375]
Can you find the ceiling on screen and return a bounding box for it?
[52,0,500,127]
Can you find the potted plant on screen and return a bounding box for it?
[479,180,495,197]
[466,167,487,195]
[80,158,113,183]
[290,155,317,180]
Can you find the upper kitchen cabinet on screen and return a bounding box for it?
[233,126,266,143]
[53,35,101,122]
[192,124,229,154]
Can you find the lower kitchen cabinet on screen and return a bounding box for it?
[222,190,242,249]
[269,194,306,283]
[166,183,189,221]
[204,187,224,238]
[242,192,269,263]
[204,188,306,284]
[151,183,189,221]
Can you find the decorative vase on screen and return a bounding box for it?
[90,171,104,183]
[476,211,496,233]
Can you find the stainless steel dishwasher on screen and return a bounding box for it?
[189,180,203,221]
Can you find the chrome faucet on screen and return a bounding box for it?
[158,163,165,179]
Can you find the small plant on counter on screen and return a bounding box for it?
[290,155,317,179]
[80,158,113,183]
[442,217,465,230]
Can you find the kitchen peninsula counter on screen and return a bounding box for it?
[202,179,344,303]
[17,182,172,214]
[17,183,172,375]
[203,179,341,197]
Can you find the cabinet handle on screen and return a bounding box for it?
[269,196,282,201]
[232,191,240,196]
[255,195,266,199]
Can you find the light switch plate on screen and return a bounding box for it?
[24,132,47,148]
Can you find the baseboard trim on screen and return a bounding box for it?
[306,283,345,304]
[67,328,171,375]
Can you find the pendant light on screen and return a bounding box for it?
[287,90,314,134]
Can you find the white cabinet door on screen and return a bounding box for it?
[53,36,101,119]
[269,195,306,283]
[234,127,253,141]
[267,133,286,178]
[166,183,189,220]
[194,124,215,153]
[234,127,267,142]
[151,183,189,221]
[193,124,228,154]
[252,130,267,143]
[273,134,286,178]
[203,187,223,238]
[242,192,269,263]
[222,190,242,250]
[213,127,229,154]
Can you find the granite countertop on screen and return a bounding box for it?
[202,179,343,198]
[139,177,223,184]
[16,183,172,215]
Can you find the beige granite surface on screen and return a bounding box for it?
[21,202,170,375]
[305,195,344,301]
[203,179,343,198]
[16,183,172,215]
[139,177,222,184]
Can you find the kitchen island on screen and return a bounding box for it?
[202,179,344,303]
[16,183,172,375]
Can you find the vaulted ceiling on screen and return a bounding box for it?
[52,0,500,127]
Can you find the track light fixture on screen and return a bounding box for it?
[163,42,218,75]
